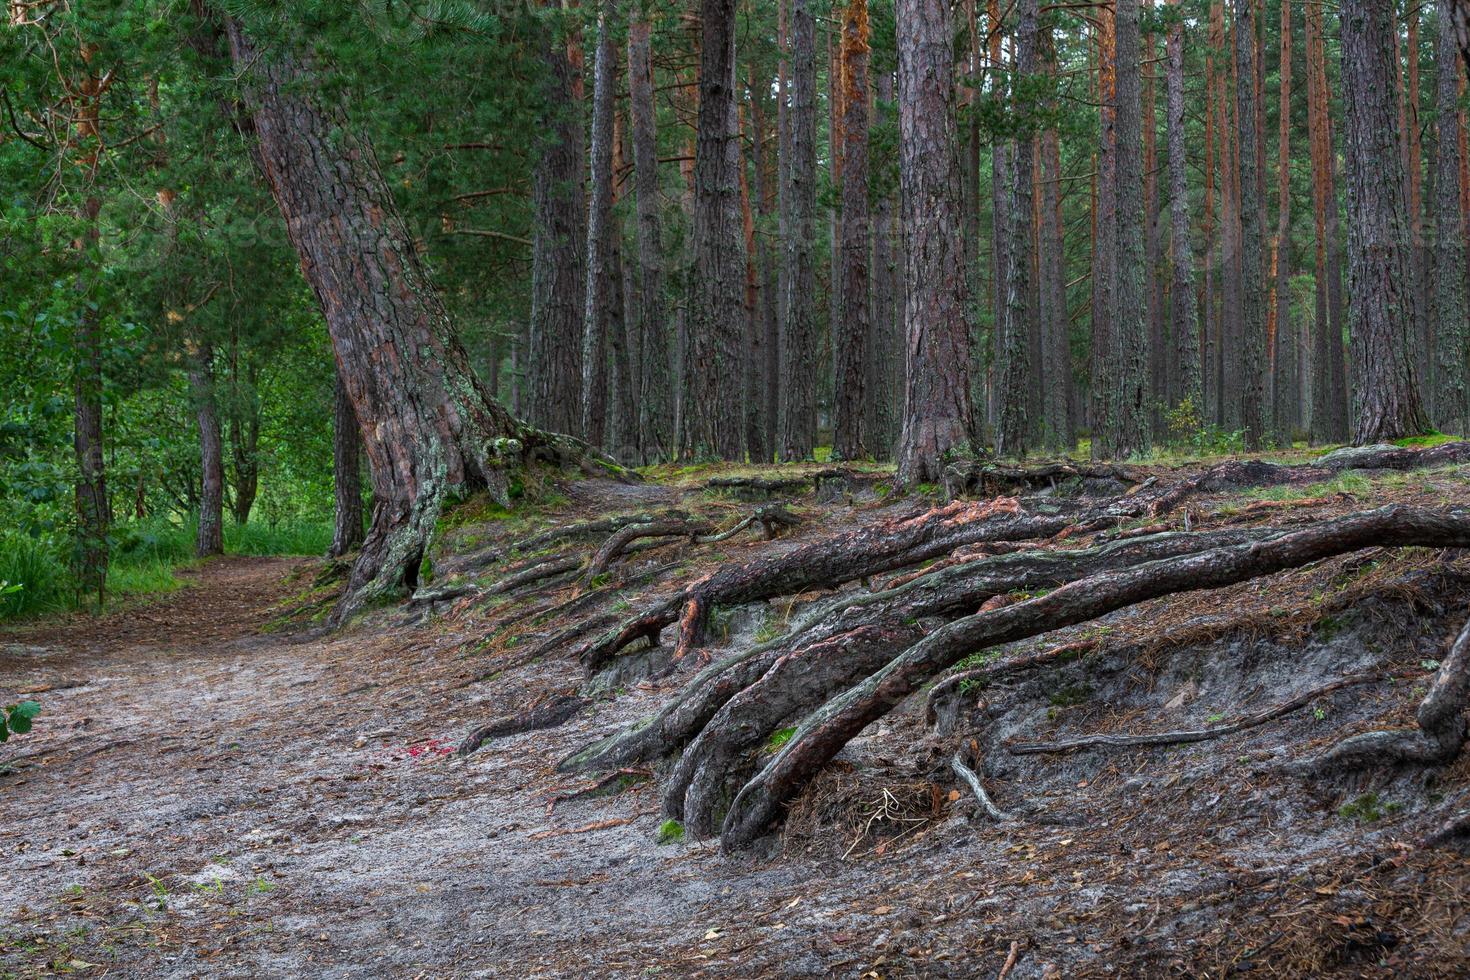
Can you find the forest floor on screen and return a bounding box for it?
[4,456,1470,978]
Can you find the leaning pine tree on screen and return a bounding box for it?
[225,21,606,622]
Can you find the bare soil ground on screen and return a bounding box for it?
[4,465,1470,978]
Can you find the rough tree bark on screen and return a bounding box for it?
[780,0,819,461]
[226,21,599,620]
[997,0,1039,458]
[1165,0,1200,413]
[628,15,672,462]
[1435,0,1470,436]
[1233,0,1267,449]
[895,0,975,484]
[870,70,901,460]
[581,0,619,450]
[1090,10,1117,454]
[1270,0,1294,438]
[1103,0,1149,458]
[529,24,586,438]
[682,0,747,460]
[1306,0,1348,443]
[329,369,365,558]
[833,0,871,461]
[188,341,224,558]
[73,194,108,604]
[1039,13,1072,451]
[1340,0,1431,444]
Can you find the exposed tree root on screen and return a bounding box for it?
[544,767,652,814]
[1296,615,1470,773]
[582,519,713,585]
[944,458,1143,499]
[714,507,1470,850]
[577,526,1285,820]
[1006,671,1385,755]
[951,749,1009,821]
[458,693,587,755]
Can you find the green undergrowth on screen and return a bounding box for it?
[0,515,331,621]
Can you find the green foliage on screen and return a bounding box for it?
[1164,396,1246,456]
[1338,792,1401,823]
[766,726,797,752]
[0,700,41,743]
[656,819,684,844]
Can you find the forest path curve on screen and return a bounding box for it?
[0,554,845,978]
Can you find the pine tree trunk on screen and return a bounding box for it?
[780,0,819,460]
[1039,14,1072,451]
[1090,12,1117,456]
[529,28,586,438]
[1142,11,1165,433]
[870,70,901,459]
[1103,0,1150,458]
[1306,0,1348,442]
[684,0,747,460]
[628,16,673,462]
[997,0,1038,458]
[833,0,871,461]
[1340,0,1431,443]
[1400,11,1432,408]
[190,341,225,558]
[740,103,767,462]
[581,0,618,450]
[1435,0,1470,435]
[607,108,637,461]
[227,385,260,525]
[226,21,590,619]
[1166,0,1200,415]
[73,193,108,605]
[990,0,1011,444]
[1234,0,1267,449]
[1203,4,1219,423]
[895,0,975,484]
[753,69,781,461]
[329,368,365,558]
[1270,0,1294,439]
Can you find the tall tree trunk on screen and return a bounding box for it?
[628,15,673,461]
[329,368,365,558]
[998,0,1038,458]
[1166,0,1200,415]
[189,341,225,558]
[226,21,591,619]
[780,0,819,460]
[833,0,871,460]
[607,109,637,460]
[73,193,107,606]
[1090,11,1117,456]
[582,0,618,450]
[1102,0,1150,459]
[1203,3,1219,424]
[1143,9,1165,434]
[740,103,767,462]
[1340,0,1431,443]
[1039,12,1071,451]
[895,0,975,483]
[1435,0,1470,436]
[752,67,780,461]
[870,70,901,459]
[989,0,1010,443]
[1270,0,1294,439]
[1234,0,1267,448]
[1219,4,1240,430]
[1404,8,1433,407]
[1306,0,1348,442]
[227,381,260,525]
[529,26,587,437]
[684,0,746,460]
